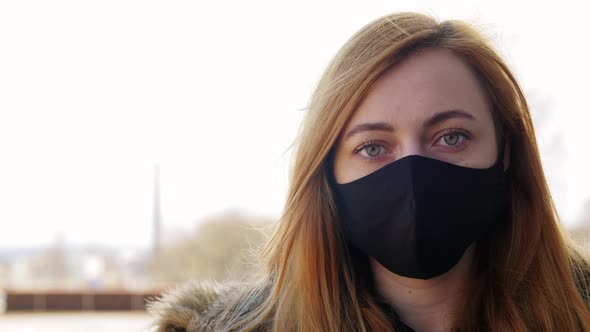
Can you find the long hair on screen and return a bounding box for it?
[227,12,590,331]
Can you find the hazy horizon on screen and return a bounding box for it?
[1,0,589,251]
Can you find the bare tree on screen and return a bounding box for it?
[150,210,274,283]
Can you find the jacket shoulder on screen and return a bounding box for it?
[147,279,271,332]
[570,248,590,307]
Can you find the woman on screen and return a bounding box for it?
[148,12,590,331]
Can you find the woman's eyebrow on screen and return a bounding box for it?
[343,110,475,141]
[344,121,394,141]
[423,109,475,128]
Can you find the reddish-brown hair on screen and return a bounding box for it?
[226,12,590,331]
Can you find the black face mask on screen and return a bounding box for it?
[329,140,508,279]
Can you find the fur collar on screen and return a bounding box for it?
[147,279,271,332]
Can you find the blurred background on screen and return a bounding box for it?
[1,0,589,331]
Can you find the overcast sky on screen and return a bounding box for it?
[1,0,588,251]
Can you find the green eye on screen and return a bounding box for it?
[443,134,459,145]
[354,140,388,161]
[365,146,381,157]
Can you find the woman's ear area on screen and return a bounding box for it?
[327,135,346,184]
[325,145,338,185]
[503,140,510,172]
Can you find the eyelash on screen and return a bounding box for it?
[353,128,472,162]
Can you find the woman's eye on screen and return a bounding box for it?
[354,141,387,160]
[443,134,460,145]
[363,145,382,157]
[437,130,469,147]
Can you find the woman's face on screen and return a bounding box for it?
[332,48,503,184]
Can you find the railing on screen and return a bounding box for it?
[2,290,163,312]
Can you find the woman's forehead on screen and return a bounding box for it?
[346,48,493,131]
